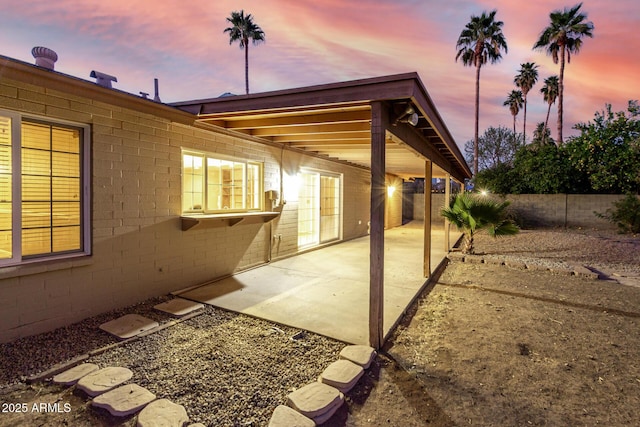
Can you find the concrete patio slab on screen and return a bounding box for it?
[179,223,458,345]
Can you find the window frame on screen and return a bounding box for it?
[0,109,91,267]
[181,149,264,214]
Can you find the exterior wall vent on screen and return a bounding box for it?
[31,47,58,70]
[90,70,118,88]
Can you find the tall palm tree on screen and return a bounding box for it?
[456,10,508,176]
[514,62,539,143]
[224,10,265,95]
[441,192,519,254]
[533,3,594,144]
[540,75,559,144]
[503,90,524,144]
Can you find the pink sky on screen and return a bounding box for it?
[1,0,638,149]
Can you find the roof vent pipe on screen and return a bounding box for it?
[90,70,117,88]
[153,78,161,102]
[31,47,58,70]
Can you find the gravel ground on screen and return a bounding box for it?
[0,300,344,426]
[0,227,638,426]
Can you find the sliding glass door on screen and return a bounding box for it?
[298,171,341,248]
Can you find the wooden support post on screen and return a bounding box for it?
[369,101,388,349]
[444,173,451,252]
[423,160,432,277]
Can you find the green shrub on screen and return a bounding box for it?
[595,194,640,234]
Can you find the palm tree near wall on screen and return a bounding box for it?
[540,75,559,144]
[441,193,519,255]
[514,62,539,143]
[456,10,508,176]
[503,90,524,144]
[224,10,265,95]
[533,3,594,144]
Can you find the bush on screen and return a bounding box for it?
[595,194,640,234]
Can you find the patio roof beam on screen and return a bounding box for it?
[251,122,371,137]
[224,110,371,129]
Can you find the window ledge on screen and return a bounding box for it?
[0,255,93,280]
[181,211,280,231]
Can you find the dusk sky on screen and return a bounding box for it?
[1,0,639,150]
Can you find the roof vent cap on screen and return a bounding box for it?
[90,70,117,88]
[31,46,58,70]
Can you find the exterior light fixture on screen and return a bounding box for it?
[393,104,419,127]
[387,185,396,197]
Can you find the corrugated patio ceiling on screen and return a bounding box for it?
[173,73,471,182]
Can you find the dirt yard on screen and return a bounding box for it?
[1,229,639,426]
[328,230,640,426]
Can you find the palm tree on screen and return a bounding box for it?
[224,10,265,95]
[441,192,519,254]
[533,3,594,144]
[540,75,559,144]
[514,62,539,143]
[532,122,554,147]
[503,90,524,143]
[456,10,508,176]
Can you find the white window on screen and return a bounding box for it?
[182,150,263,213]
[0,110,90,266]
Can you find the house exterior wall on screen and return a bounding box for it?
[385,174,403,229]
[0,73,370,343]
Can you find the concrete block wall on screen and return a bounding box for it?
[0,74,370,342]
[492,194,626,229]
[413,193,629,230]
[412,193,448,226]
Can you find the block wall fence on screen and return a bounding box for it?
[414,193,631,230]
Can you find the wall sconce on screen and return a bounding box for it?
[387,185,396,197]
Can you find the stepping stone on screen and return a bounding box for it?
[319,359,364,393]
[52,363,99,385]
[137,398,189,427]
[268,405,315,427]
[154,298,204,317]
[286,382,344,422]
[92,383,155,416]
[99,314,159,339]
[76,367,133,397]
[339,345,376,369]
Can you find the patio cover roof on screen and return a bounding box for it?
[172,73,471,182]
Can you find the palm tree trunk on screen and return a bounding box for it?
[523,94,527,144]
[245,42,250,95]
[474,63,481,176]
[557,45,565,144]
[513,115,517,144]
[463,232,474,254]
[544,102,552,144]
